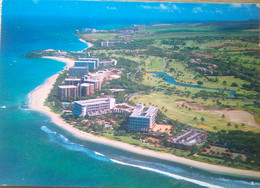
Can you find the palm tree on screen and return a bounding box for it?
[221,114,225,118]
[227,122,231,127]
[193,117,197,121]
[201,117,205,122]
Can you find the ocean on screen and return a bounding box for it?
[0,0,259,187]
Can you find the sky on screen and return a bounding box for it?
[3,0,259,22]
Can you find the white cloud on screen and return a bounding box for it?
[192,7,203,14]
[140,4,168,10]
[140,3,180,12]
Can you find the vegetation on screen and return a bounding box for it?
[39,20,260,171]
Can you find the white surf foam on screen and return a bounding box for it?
[111,159,223,188]
[94,151,105,156]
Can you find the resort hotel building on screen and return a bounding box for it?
[64,78,81,86]
[79,83,95,96]
[69,66,89,77]
[58,85,79,100]
[100,41,116,47]
[74,58,99,72]
[128,104,158,132]
[73,98,116,117]
[100,59,117,67]
[82,77,101,90]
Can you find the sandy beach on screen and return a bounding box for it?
[79,38,94,50]
[29,57,260,179]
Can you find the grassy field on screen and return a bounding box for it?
[81,33,116,41]
[85,21,260,132]
[130,92,260,132]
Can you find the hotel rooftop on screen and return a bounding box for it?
[58,85,78,89]
[65,78,81,81]
[75,98,114,105]
[130,104,157,117]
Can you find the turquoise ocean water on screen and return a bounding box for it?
[0,1,260,187]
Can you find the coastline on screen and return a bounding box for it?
[28,56,260,179]
[79,38,94,51]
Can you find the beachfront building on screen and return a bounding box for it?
[58,85,79,100]
[69,66,89,77]
[73,98,116,117]
[64,78,81,86]
[79,83,95,97]
[74,58,99,72]
[128,104,157,132]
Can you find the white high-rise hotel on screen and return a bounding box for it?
[128,104,157,132]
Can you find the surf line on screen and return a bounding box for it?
[41,126,223,188]
[111,159,223,188]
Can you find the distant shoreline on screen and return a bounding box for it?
[28,39,260,180]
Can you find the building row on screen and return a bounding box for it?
[69,58,117,76]
[58,69,111,100]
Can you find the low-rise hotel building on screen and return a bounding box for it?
[101,41,116,47]
[128,104,157,132]
[58,85,79,100]
[73,98,116,117]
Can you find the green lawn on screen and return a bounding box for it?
[81,33,117,41]
[130,92,260,133]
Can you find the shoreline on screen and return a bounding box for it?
[28,56,260,179]
[79,38,94,51]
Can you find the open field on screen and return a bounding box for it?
[83,20,260,133]
[30,19,260,172]
[80,33,116,41]
[130,92,260,132]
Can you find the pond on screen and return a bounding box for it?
[152,72,236,96]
